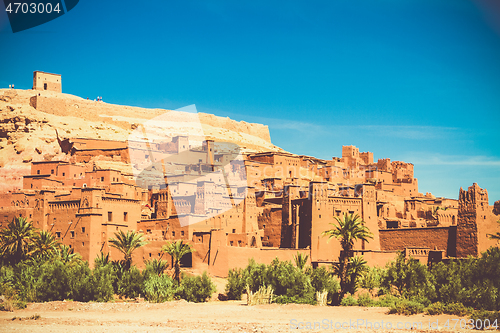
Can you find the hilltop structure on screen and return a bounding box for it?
[0,72,499,276]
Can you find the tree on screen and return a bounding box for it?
[109,230,147,270]
[0,217,37,265]
[322,213,373,305]
[94,252,111,268]
[294,252,309,271]
[144,258,169,276]
[162,240,194,283]
[56,245,83,266]
[29,230,60,260]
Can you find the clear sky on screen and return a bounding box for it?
[1,0,499,204]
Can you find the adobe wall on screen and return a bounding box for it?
[208,230,310,277]
[30,95,66,114]
[379,226,454,256]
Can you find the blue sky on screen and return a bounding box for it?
[1,0,499,204]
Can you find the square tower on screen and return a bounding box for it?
[32,71,61,93]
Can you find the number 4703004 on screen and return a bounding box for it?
[5,2,61,14]
[443,318,498,330]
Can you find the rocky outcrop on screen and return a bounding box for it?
[0,88,282,191]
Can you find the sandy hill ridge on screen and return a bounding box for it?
[0,88,283,192]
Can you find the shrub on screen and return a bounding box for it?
[225,268,246,300]
[340,294,357,306]
[469,309,500,330]
[426,301,445,315]
[308,266,339,305]
[143,274,177,303]
[360,266,384,295]
[243,259,267,293]
[265,258,315,302]
[357,292,373,307]
[444,302,473,317]
[388,299,425,315]
[382,252,436,301]
[177,272,216,303]
[117,266,144,299]
[372,294,399,307]
[88,263,115,302]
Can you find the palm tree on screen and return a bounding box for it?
[0,216,37,264]
[56,245,83,265]
[322,213,373,305]
[144,258,169,276]
[109,230,147,270]
[29,230,60,260]
[294,252,309,271]
[344,256,369,296]
[161,240,194,283]
[94,252,111,267]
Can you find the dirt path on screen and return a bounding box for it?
[0,300,479,333]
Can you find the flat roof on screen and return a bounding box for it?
[33,71,61,76]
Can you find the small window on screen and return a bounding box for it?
[108,212,112,222]
[37,170,40,175]
[181,231,184,236]
[82,242,84,246]
[147,229,151,233]
[232,229,236,233]
[70,231,75,238]
[172,231,175,237]
[51,169,54,174]
[101,177,104,182]
[62,172,65,177]
[82,227,85,233]
[56,232,61,238]
[124,212,128,222]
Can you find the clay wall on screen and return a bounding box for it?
[258,206,282,247]
[379,226,454,256]
[29,95,66,115]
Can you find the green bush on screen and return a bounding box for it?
[426,302,445,315]
[117,266,144,299]
[177,272,216,303]
[469,309,500,330]
[88,263,115,302]
[225,268,246,300]
[244,259,267,293]
[265,258,315,302]
[431,248,500,311]
[382,252,436,302]
[443,302,473,317]
[372,294,399,307]
[360,266,384,295]
[340,294,358,306]
[388,299,425,315]
[274,295,316,305]
[307,266,339,305]
[357,292,373,307]
[143,274,177,303]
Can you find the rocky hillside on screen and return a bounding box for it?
[0,88,282,192]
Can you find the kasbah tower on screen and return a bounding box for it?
[0,71,499,276]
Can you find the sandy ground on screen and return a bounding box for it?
[0,299,479,333]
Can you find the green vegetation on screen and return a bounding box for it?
[162,240,195,283]
[225,257,339,305]
[0,218,216,308]
[109,230,147,270]
[321,213,373,305]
